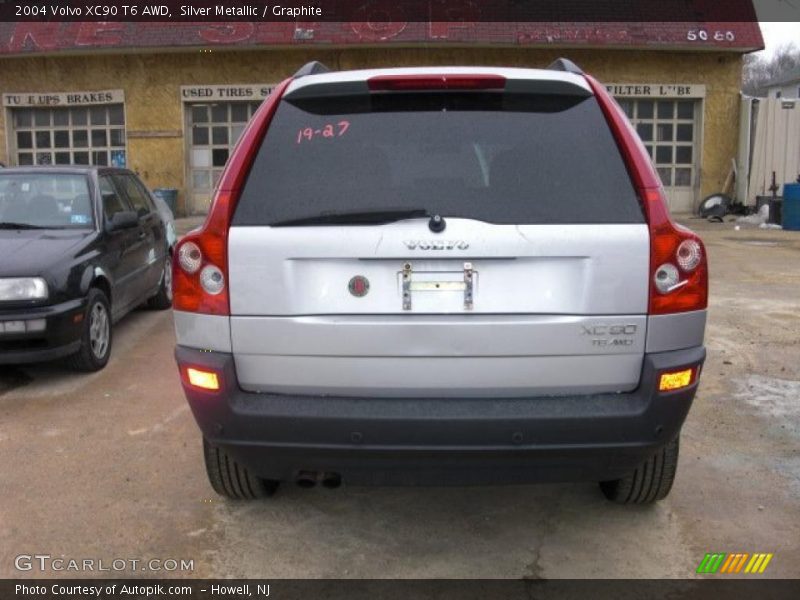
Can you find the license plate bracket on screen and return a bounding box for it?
[401,262,475,311]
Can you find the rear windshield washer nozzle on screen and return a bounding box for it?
[429,214,446,233]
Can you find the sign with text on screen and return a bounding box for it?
[1,0,766,22]
[2,89,125,107]
[180,84,276,102]
[606,84,706,98]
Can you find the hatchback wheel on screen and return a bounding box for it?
[203,438,279,500]
[600,437,680,504]
[67,288,112,372]
[148,255,173,310]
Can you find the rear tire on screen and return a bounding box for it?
[600,436,679,504]
[66,288,112,372]
[203,438,278,500]
[147,255,173,310]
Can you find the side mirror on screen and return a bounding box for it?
[109,210,139,231]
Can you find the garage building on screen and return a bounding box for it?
[0,21,763,215]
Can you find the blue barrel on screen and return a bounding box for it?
[152,188,178,215]
[784,184,800,231]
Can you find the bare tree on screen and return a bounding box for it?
[743,42,800,96]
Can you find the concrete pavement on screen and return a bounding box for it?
[1,218,798,579]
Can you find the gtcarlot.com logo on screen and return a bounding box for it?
[14,554,194,573]
[696,552,774,574]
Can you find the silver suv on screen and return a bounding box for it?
[173,59,708,504]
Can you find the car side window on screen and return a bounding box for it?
[114,174,153,217]
[99,175,130,222]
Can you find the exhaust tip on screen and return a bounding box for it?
[321,473,342,489]
[295,471,318,488]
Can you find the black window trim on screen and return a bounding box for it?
[98,172,134,226]
[112,172,153,218]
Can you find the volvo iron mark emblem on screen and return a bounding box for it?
[348,276,370,297]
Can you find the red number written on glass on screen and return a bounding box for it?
[296,120,351,144]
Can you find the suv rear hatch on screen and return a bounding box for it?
[227,68,649,398]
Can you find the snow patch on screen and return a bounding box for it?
[733,375,800,419]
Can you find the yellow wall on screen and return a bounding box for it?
[0,47,743,214]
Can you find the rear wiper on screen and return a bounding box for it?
[270,208,430,227]
[0,222,49,230]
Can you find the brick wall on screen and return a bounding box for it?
[0,22,763,55]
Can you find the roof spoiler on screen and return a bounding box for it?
[293,60,582,80]
[293,61,331,78]
[284,63,593,101]
[547,58,583,75]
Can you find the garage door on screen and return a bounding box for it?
[9,105,126,167]
[187,101,262,214]
[618,98,700,213]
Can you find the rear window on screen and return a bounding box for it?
[233,91,643,226]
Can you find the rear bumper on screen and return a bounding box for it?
[0,298,85,365]
[176,345,705,485]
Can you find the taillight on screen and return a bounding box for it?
[653,263,681,294]
[172,77,293,315]
[368,74,506,92]
[177,241,202,274]
[172,194,232,315]
[646,188,708,315]
[199,265,225,295]
[585,75,708,315]
[676,239,702,272]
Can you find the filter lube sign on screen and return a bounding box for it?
[605,83,706,98]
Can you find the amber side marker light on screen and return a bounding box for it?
[185,367,221,392]
[659,368,695,392]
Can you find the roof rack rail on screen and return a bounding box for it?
[293,61,331,78]
[546,58,584,75]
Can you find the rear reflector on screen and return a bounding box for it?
[184,367,220,392]
[368,74,506,92]
[659,368,695,392]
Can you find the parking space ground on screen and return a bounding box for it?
[1,217,798,579]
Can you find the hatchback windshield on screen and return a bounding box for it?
[0,173,94,229]
[234,91,643,226]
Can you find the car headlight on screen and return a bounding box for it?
[0,278,48,301]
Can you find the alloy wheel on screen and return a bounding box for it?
[88,302,110,359]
